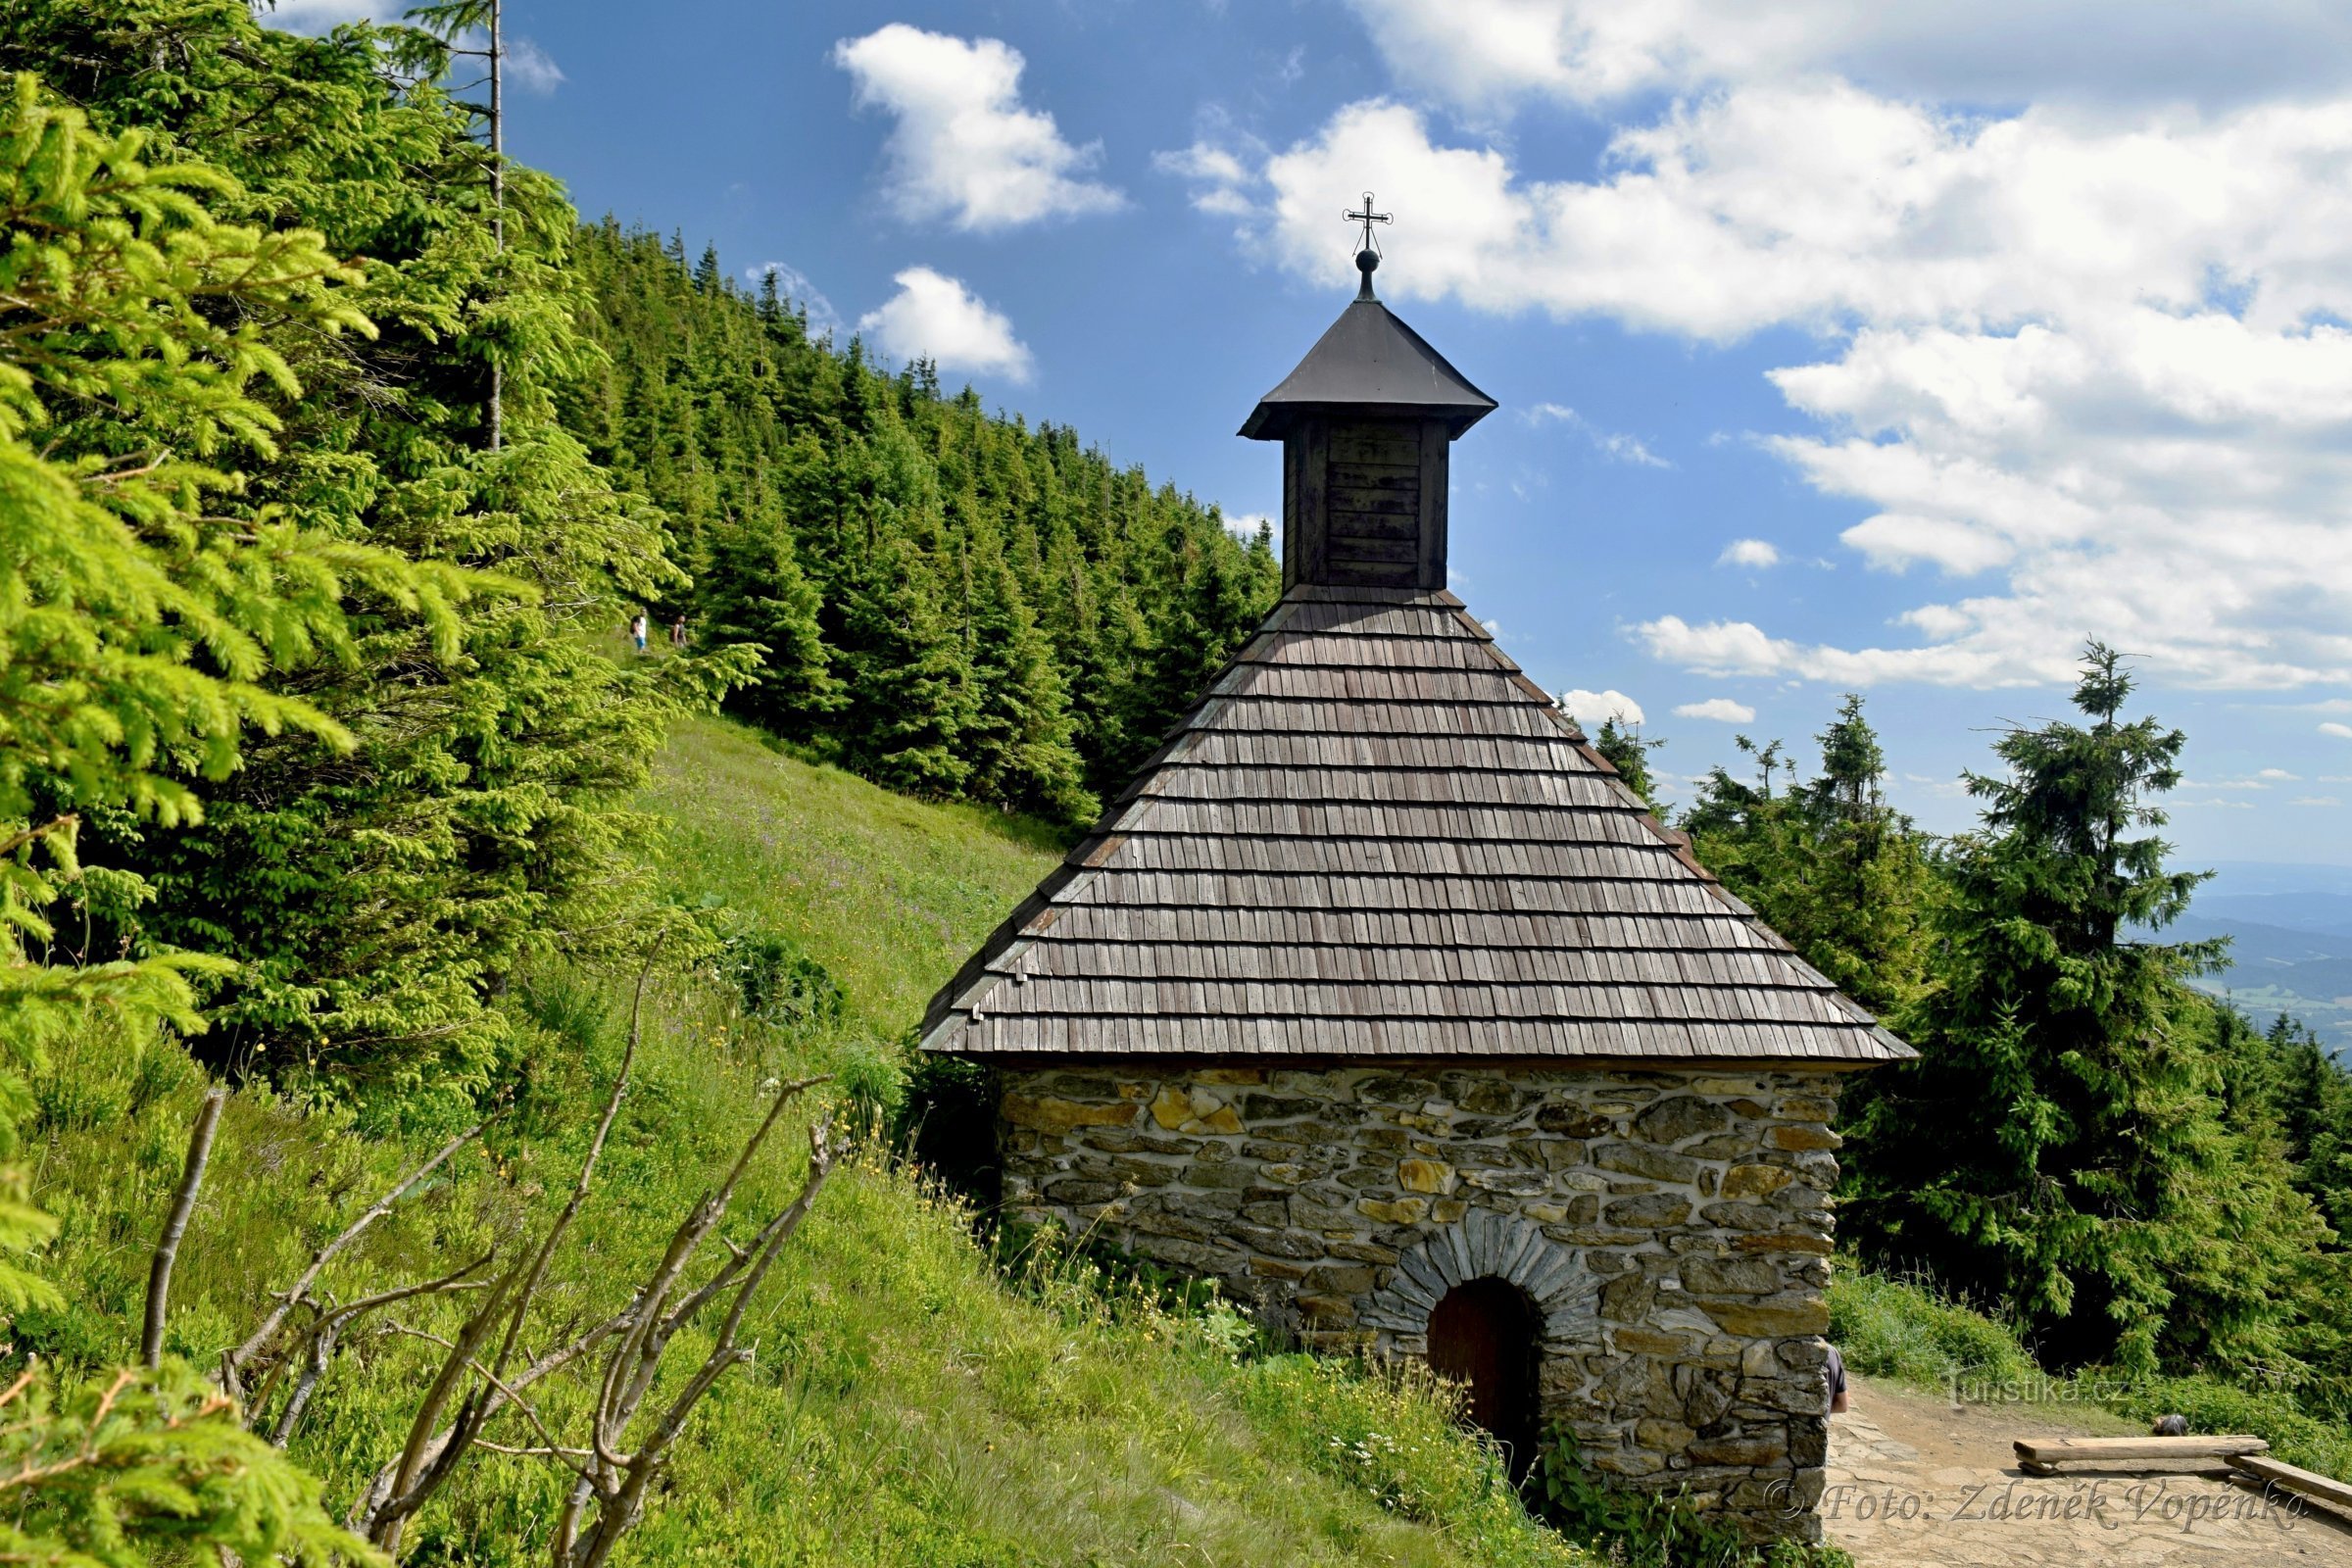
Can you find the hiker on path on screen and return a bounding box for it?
[630,612,648,653]
[671,614,687,649]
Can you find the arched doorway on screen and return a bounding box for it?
[1427,1276,1541,1478]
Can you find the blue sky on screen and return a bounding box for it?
[271,0,2352,863]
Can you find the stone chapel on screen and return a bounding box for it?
[920,231,1912,1542]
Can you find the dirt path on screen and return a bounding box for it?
[1822,1373,2352,1566]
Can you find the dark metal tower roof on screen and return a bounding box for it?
[1238,296,1498,441]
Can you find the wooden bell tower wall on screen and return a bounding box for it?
[1282,416,1450,591]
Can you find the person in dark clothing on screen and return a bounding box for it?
[1825,1344,1849,1414]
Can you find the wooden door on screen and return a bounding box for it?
[1427,1277,1540,1477]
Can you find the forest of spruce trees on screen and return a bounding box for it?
[561,224,1279,826]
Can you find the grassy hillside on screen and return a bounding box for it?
[27,714,1583,1567]
[649,715,1065,1032]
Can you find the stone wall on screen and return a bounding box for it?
[998,1062,1845,1541]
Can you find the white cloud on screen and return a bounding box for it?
[2324,722,2352,740]
[505,36,564,95]
[2259,767,2300,780]
[834,25,1122,232]
[856,268,1033,383]
[1155,142,1251,187]
[1639,614,2053,687]
[1716,538,1781,569]
[254,0,396,27]
[1674,698,1757,723]
[1155,143,1262,218]
[1207,89,2352,691]
[2291,796,2342,808]
[1525,402,1669,466]
[1226,512,1273,539]
[1554,687,1644,725]
[1339,0,2352,113]
[747,262,841,333]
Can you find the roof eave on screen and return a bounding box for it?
[1239,398,1497,441]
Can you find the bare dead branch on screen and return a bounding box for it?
[144,1088,226,1369]
[268,1256,494,1447]
[556,1111,842,1568]
[224,1118,485,1396]
[357,941,666,1551]
[593,1075,828,1444]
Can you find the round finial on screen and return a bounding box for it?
[1357,247,1381,276]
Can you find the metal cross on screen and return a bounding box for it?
[1346,192,1392,257]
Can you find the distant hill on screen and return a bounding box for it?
[2167,862,2352,1054]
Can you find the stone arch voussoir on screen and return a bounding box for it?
[1359,1208,1596,1348]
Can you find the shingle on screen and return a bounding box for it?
[921,588,1915,1065]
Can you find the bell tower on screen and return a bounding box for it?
[1239,195,1495,591]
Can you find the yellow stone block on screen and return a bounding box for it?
[1701,1297,1831,1337]
[1357,1197,1430,1225]
[1397,1157,1452,1194]
[1720,1163,1793,1199]
[1003,1094,1140,1133]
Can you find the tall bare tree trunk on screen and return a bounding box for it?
[144,1088,226,1368]
[488,0,504,452]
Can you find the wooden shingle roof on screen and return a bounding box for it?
[919,585,1914,1065]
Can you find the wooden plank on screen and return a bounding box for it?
[1329,561,1418,587]
[1327,463,1419,489]
[1281,432,1304,592]
[1328,425,1420,464]
[1326,511,1420,542]
[1300,419,1329,585]
[1326,485,1420,516]
[2230,1454,2352,1510]
[2011,1436,2269,1466]
[1328,537,1420,565]
[1417,420,1447,592]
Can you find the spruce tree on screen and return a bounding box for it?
[1582,716,1664,808]
[1685,698,1936,1017]
[961,549,1098,825]
[1848,645,2323,1370]
[702,508,838,739]
[836,541,974,797]
[10,0,749,1092]
[0,69,402,1567]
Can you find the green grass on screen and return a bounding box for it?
[24,712,1588,1567]
[1828,1265,2352,1482]
[1826,1269,2038,1395]
[650,715,1067,1034]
